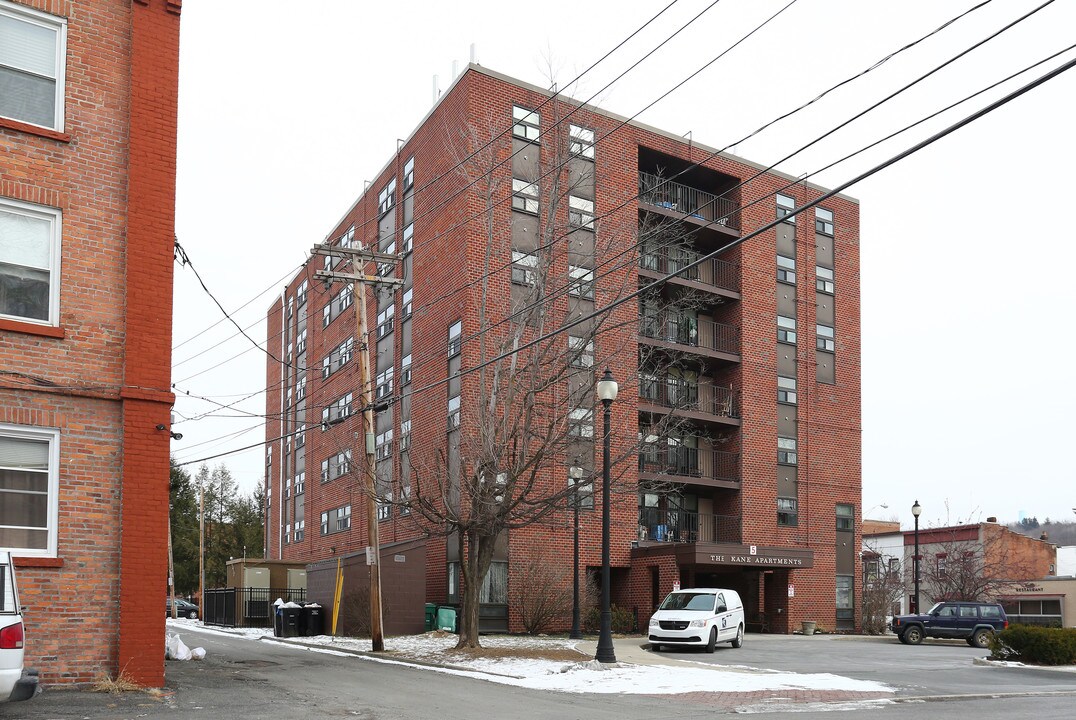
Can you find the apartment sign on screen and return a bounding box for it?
[700,544,814,568]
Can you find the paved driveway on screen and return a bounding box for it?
[657,632,1076,698]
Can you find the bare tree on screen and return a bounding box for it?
[861,546,903,634]
[918,524,1049,604]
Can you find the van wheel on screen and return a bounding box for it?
[903,626,923,645]
[731,624,744,648]
[972,629,992,648]
[651,644,662,652]
[706,627,717,653]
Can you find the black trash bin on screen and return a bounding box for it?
[275,605,301,638]
[302,604,324,636]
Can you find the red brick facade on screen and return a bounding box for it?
[265,66,861,634]
[1,0,180,686]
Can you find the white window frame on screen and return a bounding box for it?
[512,105,540,142]
[568,335,593,368]
[776,254,796,284]
[511,251,538,286]
[778,436,798,465]
[568,408,594,438]
[401,353,413,385]
[569,196,595,229]
[0,2,67,132]
[448,394,461,429]
[378,178,397,216]
[777,315,797,344]
[0,423,59,557]
[403,156,415,192]
[567,265,594,299]
[816,207,834,236]
[448,321,462,357]
[776,193,795,223]
[512,178,539,214]
[777,375,797,404]
[0,197,62,326]
[816,324,835,352]
[375,367,394,400]
[569,124,595,158]
[401,223,413,254]
[816,266,834,294]
[376,304,395,339]
[402,287,413,320]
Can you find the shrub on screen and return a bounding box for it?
[508,549,573,635]
[990,624,1076,665]
[583,604,635,635]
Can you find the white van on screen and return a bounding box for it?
[1,551,38,703]
[648,587,745,652]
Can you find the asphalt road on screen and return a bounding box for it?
[7,629,1076,719]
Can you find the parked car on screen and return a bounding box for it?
[891,601,1008,647]
[1,551,38,703]
[648,588,745,652]
[166,598,199,620]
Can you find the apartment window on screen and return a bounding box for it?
[296,279,308,306]
[512,105,540,142]
[569,196,595,229]
[776,193,795,222]
[816,266,834,294]
[778,436,797,465]
[401,353,412,385]
[294,425,305,448]
[320,458,329,482]
[0,424,59,556]
[568,408,594,438]
[0,198,61,325]
[335,505,351,532]
[936,553,948,577]
[403,156,415,192]
[836,503,854,531]
[569,471,594,509]
[338,286,353,313]
[567,265,594,299]
[481,561,509,604]
[377,239,396,277]
[338,337,354,368]
[776,254,796,284]
[342,225,356,248]
[0,3,66,131]
[448,394,461,429]
[777,497,798,527]
[322,304,331,327]
[375,429,393,461]
[402,288,413,319]
[295,377,306,401]
[568,335,593,368]
[294,471,305,496]
[295,329,307,355]
[294,519,305,542]
[816,324,835,352]
[402,223,413,254]
[569,124,595,158]
[320,512,329,535]
[287,297,294,319]
[376,304,395,339]
[836,575,854,619]
[336,450,351,477]
[375,367,394,400]
[378,178,397,216]
[777,375,797,404]
[777,315,797,344]
[377,494,392,521]
[511,251,538,286]
[512,178,539,214]
[323,392,353,429]
[284,523,291,544]
[286,388,292,408]
[816,207,834,236]
[448,320,462,357]
[400,419,411,451]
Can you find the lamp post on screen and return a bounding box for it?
[569,463,584,640]
[911,500,922,615]
[595,369,618,664]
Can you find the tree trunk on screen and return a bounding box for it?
[456,530,495,649]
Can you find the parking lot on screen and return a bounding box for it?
[658,632,1076,698]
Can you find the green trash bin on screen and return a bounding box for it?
[436,606,458,633]
[424,603,437,632]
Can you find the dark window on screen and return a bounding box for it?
[836,503,854,531]
[816,207,834,236]
[777,497,798,526]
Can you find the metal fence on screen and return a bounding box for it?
[638,171,741,231]
[203,587,307,628]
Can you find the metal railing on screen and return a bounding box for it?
[639,247,740,294]
[639,314,740,357]
[638,447,740,484]
[639,377,739,418]
[203,586,307,628]
[639,171,741,231]
[638,507,742,544]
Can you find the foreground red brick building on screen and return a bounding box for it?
[0,0,181,685]
[264,66,862,634]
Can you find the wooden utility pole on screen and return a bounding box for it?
[313,243,402,653]
[198,482,205,620]
[168,512,176,619]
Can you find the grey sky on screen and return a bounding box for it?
[169,0,1076,530]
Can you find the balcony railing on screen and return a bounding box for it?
[639,247,740,294]
[638,447,740,484]
[639,314,740,357]
[638,507,742,544]
[639,377,739,419]
[639,171,741,231]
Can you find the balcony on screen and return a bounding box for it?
[638,507,741,544]
[639,377,740,426]
[638,313,740,362]
[638,171,741,233]
[639,247,740,299]
[638,447,740,489]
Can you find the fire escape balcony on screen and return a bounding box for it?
[638,247,740,300]
[638,377,740,428]
[638,171,741,234]
[637,507,742,545]
[638,447,740,489]
[638,314,740,363]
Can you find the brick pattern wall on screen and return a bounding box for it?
[1,0,180,686]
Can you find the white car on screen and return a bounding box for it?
[1,551,38,703]
[648,587,745,652]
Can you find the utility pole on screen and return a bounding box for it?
[313,242,402,653]
[198,482,205,620]
[168,512,176,619]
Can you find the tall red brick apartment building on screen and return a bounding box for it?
[0,0,180,685]
[264,66,862,634]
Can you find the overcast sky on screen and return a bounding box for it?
[169,0,1076,530]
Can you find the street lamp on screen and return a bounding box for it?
[911,500,922,615]
[595,369,618,664]
[569,463,584,640]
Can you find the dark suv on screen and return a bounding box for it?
[891,601,1008,647]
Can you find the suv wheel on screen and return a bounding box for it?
[188,610,198,620]
[706,627,717,653]
[903,626,923,645]
[972,628,992,648]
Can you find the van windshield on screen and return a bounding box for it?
[659,592,715,611]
